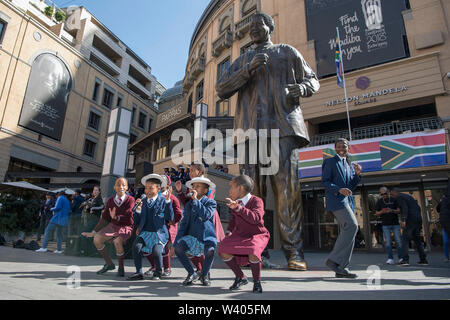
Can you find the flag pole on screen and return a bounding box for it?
[336,27,352,141]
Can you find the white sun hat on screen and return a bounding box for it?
[186,176,216,190]
[141,174,167,188]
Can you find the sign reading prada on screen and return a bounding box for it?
[325,85,408,107]
[305,0,408,78]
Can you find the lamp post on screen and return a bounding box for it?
[193,102,208,164]
[100,106,132,199]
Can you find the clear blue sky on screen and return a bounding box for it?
[53,0,211,89]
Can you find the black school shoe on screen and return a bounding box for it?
[253,281,263,293]
[418,259,429,265]
[199,273,211,286]
[183,272,197,286]
[127,273,144,281]
[398,259,409,266]
[117,268,125,277]
[152,271,162,280]
[335,271,357,278]
[229,277,249,290]
[97,264,115,275]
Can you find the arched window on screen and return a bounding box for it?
[219,16,231,33]
[242,0,257,17]
[198,43,206,59]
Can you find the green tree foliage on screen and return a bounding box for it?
[0,194,41,235]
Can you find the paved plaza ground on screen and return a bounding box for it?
[0,244,449,300]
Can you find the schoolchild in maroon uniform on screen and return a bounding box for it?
[175,163,225,274]
[82,177,134,277]
[218,175,270,293]
[144,174,183,277]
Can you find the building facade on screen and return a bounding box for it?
[133,0,450,252]
[0,0,164,190]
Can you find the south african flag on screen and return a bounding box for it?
[298,129,447,179]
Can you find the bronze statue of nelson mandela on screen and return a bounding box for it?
[216,12,320,270]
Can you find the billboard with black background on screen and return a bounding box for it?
[306,0,409,78]
[18,53,72,140]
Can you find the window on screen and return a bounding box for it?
[196,80,204,103]
[156,138,168,161]
[0,20,6,44]
[7,157,52,184]
[241,42,253,54]
[92,80,101,102]
[188,94,193,113]
[102,86,114,109]
[129,133,137,144]
[83,139,97,158]
[87,111,101,131]
[131,105,137,124]
[219,16,231,34]
[216,100,229,117]
[217,57,230,80]
[148,118,153,132]
[116,94,123,107]
[153,93,160,109]
[242,0,257,17]
[138,111,147,129]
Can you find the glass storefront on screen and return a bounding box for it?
[423,182,448,252]
[302,180,448,252]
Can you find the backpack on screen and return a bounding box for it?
[25,240,40,251]
[13,239,25,249]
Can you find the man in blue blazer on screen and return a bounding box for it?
[174,176,217,286]
[128,174,174,280]
[322,138,362,278]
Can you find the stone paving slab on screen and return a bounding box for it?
[0,246,449,300]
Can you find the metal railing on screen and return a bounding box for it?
[309,117,444,146]
[212,30,233,57]
[235,15,253,39]
[190,57,206,78]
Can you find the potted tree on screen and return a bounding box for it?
[55,10,66,23]
[44,5,54,18]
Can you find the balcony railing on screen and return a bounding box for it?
[182,72,194,94]
[309,117,444,147]
[235,14,253,39]
[212,30,233,57]
[191,57,206,78]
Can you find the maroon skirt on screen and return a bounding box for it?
[213,210,225,243]
[218,232,270,266]
[98,223,133,243]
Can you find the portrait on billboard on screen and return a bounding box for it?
[18,53,72,140]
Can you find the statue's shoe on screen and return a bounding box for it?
[288,258,307,271]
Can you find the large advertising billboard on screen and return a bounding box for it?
[306,0,409,78]
[18,53,72,140]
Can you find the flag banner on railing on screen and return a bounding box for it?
[335,33,344,88]
[298,129,447,179]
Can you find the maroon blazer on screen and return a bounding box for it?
[167,194,183,242]
[94,195,134,231]
[227,195,269,238]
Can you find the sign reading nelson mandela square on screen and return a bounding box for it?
[306,0,408,77]
[325,85,408,107]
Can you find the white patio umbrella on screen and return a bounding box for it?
[51,188,76,195]
[0,181,50,193]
